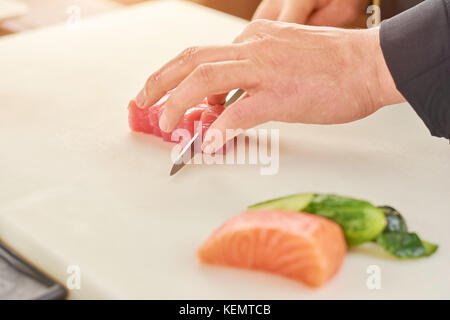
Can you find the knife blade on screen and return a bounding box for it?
[169,89,245,176]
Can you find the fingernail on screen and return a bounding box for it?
[159,112,170,132]
[136,89,147,108]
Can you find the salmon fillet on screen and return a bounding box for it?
[198,210,347,287]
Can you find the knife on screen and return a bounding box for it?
[170,89,246,176]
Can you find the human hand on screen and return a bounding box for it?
[253,0,370,26]
[135,20,404,153]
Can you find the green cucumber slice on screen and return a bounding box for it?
[378,206,408,233]
[376,206,438,258]
[248,193,315,212]
[303,194,387,246]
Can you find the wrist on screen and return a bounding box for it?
[368,27,406,109]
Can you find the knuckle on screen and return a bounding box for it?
[144,71,162,96]
[253,32,271,42]
[247,33,273,56]
[248,19,269,31]
[233,42,249,60]
[178,46,200,66]
[195,64,214,83]
[146,71,161,86]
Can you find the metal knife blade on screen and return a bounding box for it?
[223,88,245,107]
[169,89,245,176]
[169,132,200,176]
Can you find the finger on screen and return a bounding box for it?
[307,2,360,27]
[159,60,259,132]
[252,0,282,21]
[207,93,228,105]
[136,88,146,107]
[233,19,273,44]
[278,0,316,23]
[136,45,244,108]
[202,95,271,154]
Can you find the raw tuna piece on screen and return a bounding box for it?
[148,104,163,137]
[183,105,208,137]
[199,104,224,132]
[128,99,153,134]
[129,93,225,146]
[128,93,233,155]
[197,210,347,288]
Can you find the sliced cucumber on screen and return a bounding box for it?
[378,206,408,233]
[303,194,387,246]
[376,206,438,258]
[249,193,386,246]
[247,193,438,258]
[422,241,439,256]
[248,193,315,212]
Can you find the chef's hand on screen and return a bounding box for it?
[135,20,404,153]
[253,0,369,26]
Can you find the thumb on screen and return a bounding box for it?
[202,95,269,154]
[307,2,360,27]
[253,0,283,21]
[278,0,316,24]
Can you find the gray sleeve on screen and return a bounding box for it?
[380,0,450,139]
[380,0,425,20]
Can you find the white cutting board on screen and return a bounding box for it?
[0,0,449,299]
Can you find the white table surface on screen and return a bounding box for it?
[0,0,449,299]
